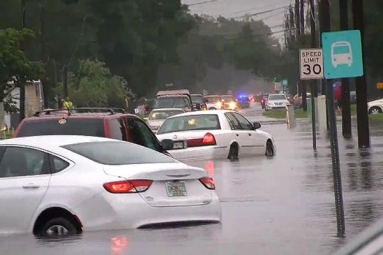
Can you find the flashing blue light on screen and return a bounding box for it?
[238,94,247,98]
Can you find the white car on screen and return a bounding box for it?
[156,110,276,161]
[144,108,185,133]
[367,98,383,114]
[266,94,290,110]
[204,95,224,110]
[0,135,221,236]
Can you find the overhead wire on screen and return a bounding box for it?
[226,2,292,16]
[187,0,223,7]
[231,5,289,19]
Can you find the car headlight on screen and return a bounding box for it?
[229,102,236,108]
[216,102,222,108]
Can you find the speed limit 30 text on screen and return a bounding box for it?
[301,51,322,64]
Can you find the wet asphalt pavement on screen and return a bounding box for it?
[2,103,383,255]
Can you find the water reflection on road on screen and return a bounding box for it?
[1,106,383,255]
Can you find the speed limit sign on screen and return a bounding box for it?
[299,48,324,80]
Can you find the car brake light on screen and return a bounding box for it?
[187,133,216,147]
[103,180,152,193]
[202,133,216,145]
[199,177,215,190]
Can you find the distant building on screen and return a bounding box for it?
[5,80,44,129]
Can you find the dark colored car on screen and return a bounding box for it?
[191,94,207,111]
[153,89,194,112]
[14,108,173,156]
[260,94,268,109]
[153,95,193,112]
[237,96,250,109]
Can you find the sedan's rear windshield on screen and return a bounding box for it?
[149,110,184,120]
[153,97,191,108]
[157,114,220,134]
[62,141,176,165]
[191,95,203,103]
[16,118,105,137]
[268,95,287,100]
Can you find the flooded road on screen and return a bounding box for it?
[2,104,383,255]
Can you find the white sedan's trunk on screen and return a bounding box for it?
[103,163,213,207]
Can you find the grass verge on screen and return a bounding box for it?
[0,130,14,139]
[369,114,383,122]
[262,109,307,119]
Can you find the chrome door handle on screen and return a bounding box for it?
[22,184,40,189]
[236,134,239,136]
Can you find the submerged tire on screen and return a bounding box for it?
[265,140,274,157]
[228,144,239,161]
[40,217,77,237]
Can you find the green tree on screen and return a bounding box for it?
[0,28,43,126]
[55,59,131,108]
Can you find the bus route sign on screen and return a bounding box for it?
[321,30,364,79]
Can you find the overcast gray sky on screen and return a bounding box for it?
[182,0,293,38]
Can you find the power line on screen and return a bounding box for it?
[187,0,223,7]
[225,29,291,39]
[261,9,287,21]
[226,2,292,16]
[210,23,285,37]
[231,5,289,19]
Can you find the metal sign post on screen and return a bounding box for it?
[322,29,365,237]
[299,48,324,150]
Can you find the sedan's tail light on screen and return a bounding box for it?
[199,177,215,190]
[103,180,152,193]
[187,133,217,147]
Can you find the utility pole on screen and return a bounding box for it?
[63,66,68,98]
[20,0,26,121]
[309,0,317,150]
[352,0,370,148]
[295,0,306,110]
[295,0,300,36]
[319,0,330,131]
[40,4,49,109]
[300,0,304,35]
[339,0,352,138]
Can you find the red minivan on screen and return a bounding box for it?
[14,108,173,155]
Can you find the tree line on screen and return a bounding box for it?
[0,0,282,110]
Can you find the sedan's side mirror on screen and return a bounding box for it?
[161,139,173,150]
[253,122,261,130]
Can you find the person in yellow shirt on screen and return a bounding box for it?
[62,97,73,110]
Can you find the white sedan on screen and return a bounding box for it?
[0,135,221,236]
[144,108,185,133]
[156,110,276,161]
[368,98,383,114]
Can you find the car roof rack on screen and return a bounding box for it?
[156,89,190,97]
[33,107,125,117]
[33,109,70,116]
[73,107,126,114]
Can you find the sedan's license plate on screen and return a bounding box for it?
[173,141,184,149]
[166,181,187,197]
